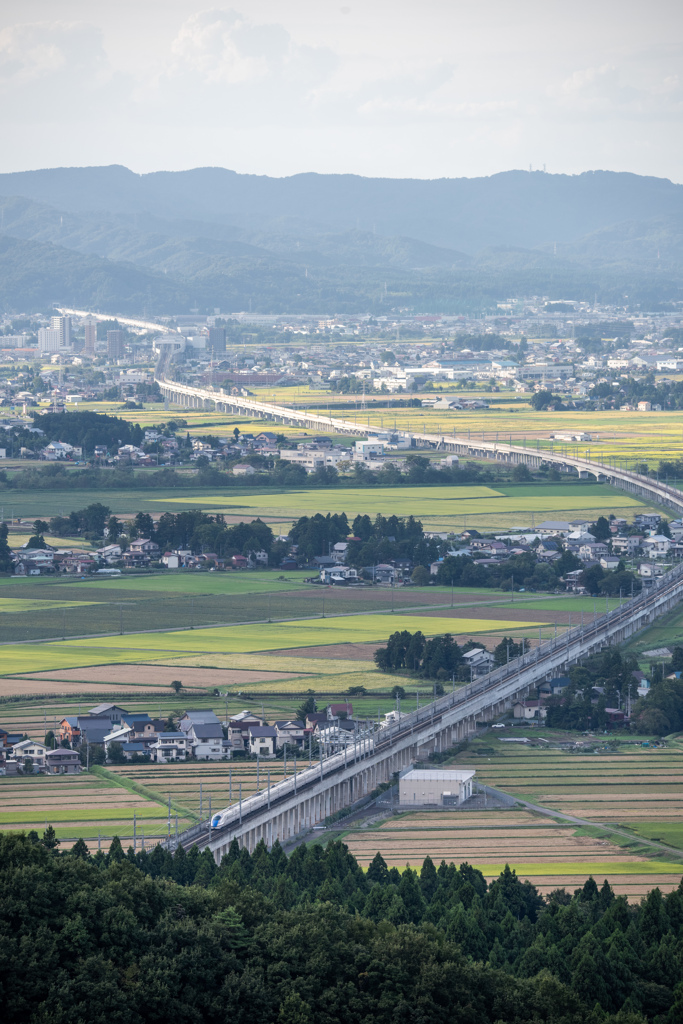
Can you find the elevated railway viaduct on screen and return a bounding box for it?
[155,375,683,857]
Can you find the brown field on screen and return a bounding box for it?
[18,664,302,687]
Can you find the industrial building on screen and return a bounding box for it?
[399,768,475,807]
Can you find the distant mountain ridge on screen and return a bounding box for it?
[0,165,682,313]
[1,165,683,251]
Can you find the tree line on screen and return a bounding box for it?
[2,828,682,1023]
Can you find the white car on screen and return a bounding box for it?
[491,723,506,729]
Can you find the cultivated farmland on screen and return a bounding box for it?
[340,808,683,900]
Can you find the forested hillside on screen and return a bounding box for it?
[1,167,683,312]
[1,831,681,1023]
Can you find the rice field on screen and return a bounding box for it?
[340,808,683,899]
[152,482,652,532]
[460,740,683,826]
[0,771,188,844]
[0,611,551,676]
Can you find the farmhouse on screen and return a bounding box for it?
[399,768,476,807]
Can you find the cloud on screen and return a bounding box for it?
[0,20,130,124]
[0,21,109,86]
[549,62,683,118]
[167,9,334,89]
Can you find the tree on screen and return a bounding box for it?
[390,685,406,699]
[41,825,60,849]
[134,511,155,538]
[295,694,317,723]
[108,835,125,862]
[71,837,90,859]
[411,565,431,586]
[0,523,13,573]
[512,463,532,482]
[233,426,241,442]
[44,729,55,747]
[107,741,126,765]
[22,757,34,775]
[170,679,183,694]
[591,516,611,542]
[106,515,123,541]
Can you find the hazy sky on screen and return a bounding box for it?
[1,0,682,180]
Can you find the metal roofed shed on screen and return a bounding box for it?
[399,768,475,807]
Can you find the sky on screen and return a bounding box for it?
[0,0,682,181]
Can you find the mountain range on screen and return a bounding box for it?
[0,166,681,315]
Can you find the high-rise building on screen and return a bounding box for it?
[50,316,72,348]
[38,328,61,353]
[107,330,125,360]
[208,327,226,354]
[83,317,97,355]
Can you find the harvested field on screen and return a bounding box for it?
[20,665,303,687]
[107,761,300,815]
[340,808,683,900]
[0,771,188,844]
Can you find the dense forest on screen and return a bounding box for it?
[2,830,682,1023]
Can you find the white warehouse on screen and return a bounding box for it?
[399,768,475,807]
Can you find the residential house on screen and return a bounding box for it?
[318,719,356,749]
[89,704,128,726]
[462,648,495,676]
[537,521,573,535]
[0,727,23,749]
[149,732,191,763]
[327,702,353,720]
[537,676,570,697]
[319,565,359,584]
[513,700,548,720]
[227,711,265,752]
[611,535,642,556]
[96,543,123,564]
[600,555,621,571]
[579,542,609,562]
[123,538,160,567]
[563,569,586,593]
[192,724,229,760]
[635,514,661,529]
[45,749,81,774]
[332,541,349,563]
[274,720,307,749]
[232,464,256,476]
[248,725,277,757]
[12,739,49,767]
[642,535,671,558]
[179,709,229,760]
[639,562,666,581]
[305,712,329,734]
